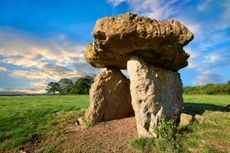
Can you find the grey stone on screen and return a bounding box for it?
[127,56,183,137]
[85,67,133,123]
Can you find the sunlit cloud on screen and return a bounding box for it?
[0,27,86,68]
[11,64,88,81]
[0,66,7,71]
[0,27,95,93]
[1,56,48,68]
[0,87,44,94]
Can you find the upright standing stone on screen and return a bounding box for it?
[85,67,133,123]
[127,56,183,137]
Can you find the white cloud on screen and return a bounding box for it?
[29,80,48,93]
[30,80,47,88]
[219,0,230,28]
[197,0,214,11]
[108,0,192,19]
[1,56,48,68]
[203,53,220,64]
[108,0,125,6]
[193,71,223,85]
[0,66,7,71]
[175,18,202,36]
[0,27,86,68]
[10,64,87,81]
[0,27,98,92]
[185,48,200,69]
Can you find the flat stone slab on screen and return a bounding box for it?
[85,13,193,71]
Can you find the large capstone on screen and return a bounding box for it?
[85,13,193,71]
[127,56,183,137]
[85,67,133,123]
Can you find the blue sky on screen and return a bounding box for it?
[0,0,229,93]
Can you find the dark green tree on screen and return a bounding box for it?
[227,80,230,94]
[46,82,60,94]
[71,76,94,94]
[58,78,73,95]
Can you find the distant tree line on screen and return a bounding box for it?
[46,77,230,95]
[184,80,230,95]
[46,76,94,95]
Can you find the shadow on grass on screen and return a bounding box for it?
[183,102,228,115]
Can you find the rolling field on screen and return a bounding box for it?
[0,95,230,153]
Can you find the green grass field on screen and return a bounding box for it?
[0,95,89,152]
[0,95,230,152]
[181,95,230,153]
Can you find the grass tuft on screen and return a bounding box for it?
[130,137,154,151]
[130,119,188,153]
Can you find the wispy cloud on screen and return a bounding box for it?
[1,56,48,68]
[107,0,125,6]
[197,0,214,11]
[193,71,223,85]
[185,48,200,69]
[0,27,86,68]
[203,53,220,64]
[109,0,191,19]
[0,27,95,93]
[0,87,45,94]
[0,66,7,71]
[191,48,230,85]
[11,64,87,81]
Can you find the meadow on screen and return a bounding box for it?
[0,95,229,152]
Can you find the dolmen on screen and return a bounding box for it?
[84,13,193,137]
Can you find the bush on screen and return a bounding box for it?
[130,119,187,153]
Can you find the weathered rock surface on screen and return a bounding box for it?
[85,67,133,123]
[194,114,205,123]
[75,117,85,126]
[180,113,193,126]
[127,56,183,137]
[85,13,193,71]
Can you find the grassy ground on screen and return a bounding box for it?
[131,95,230,153]
[0,95,89,153]
[0,95,229,152]
[182,95,230,153]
